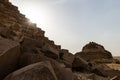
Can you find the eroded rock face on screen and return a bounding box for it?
[72,56,91,72]
[4,61,58,80]
[75,42,113,63]
[82,42,105,52]
[59,49,74,67]
[0,36,20,79]
[0,0,63,61]
[42,43,59,59]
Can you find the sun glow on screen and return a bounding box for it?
[20,5,51,29]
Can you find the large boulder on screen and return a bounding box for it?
[19,53,73,80]
[72,56,91,72]
[75,42,113,63]
[0,36,20,79]
[4,61,58,80]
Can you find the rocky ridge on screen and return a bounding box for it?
[0,0,120,80]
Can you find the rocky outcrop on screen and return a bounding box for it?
[0,36,20,79]
[0,0,62,61]
[82,42,105,52]
[75,42,113,63]
[0,0,73,79]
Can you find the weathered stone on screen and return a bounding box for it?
[0,0,9,3]
[19,53,52,67]
[82,42,105,52]
[21,37,44,53]
[92,64,120,78]
[0,25,14,39]
[61,68,73,80]
[4,61,58,80]
[0,36,20,80]
[60,49,74,67]
[2,0,119,80]
[87,73,109,80]
[110,76,120,80]
[0,0,62,59]
[72,56,91,72]
[50,60,73,80]
[75,42,113,63]
[42,44,59,59]
[21,36,59,60]
[73,72,110,80]
[19,53,73,80]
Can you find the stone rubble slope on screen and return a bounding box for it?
[0,0,120,80]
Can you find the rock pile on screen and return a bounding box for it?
[75,42,113,63]
[0,0,73,79]
[0,0,120,80]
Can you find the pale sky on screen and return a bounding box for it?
[10,0,120,56]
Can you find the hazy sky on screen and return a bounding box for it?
[10,0,120,56]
